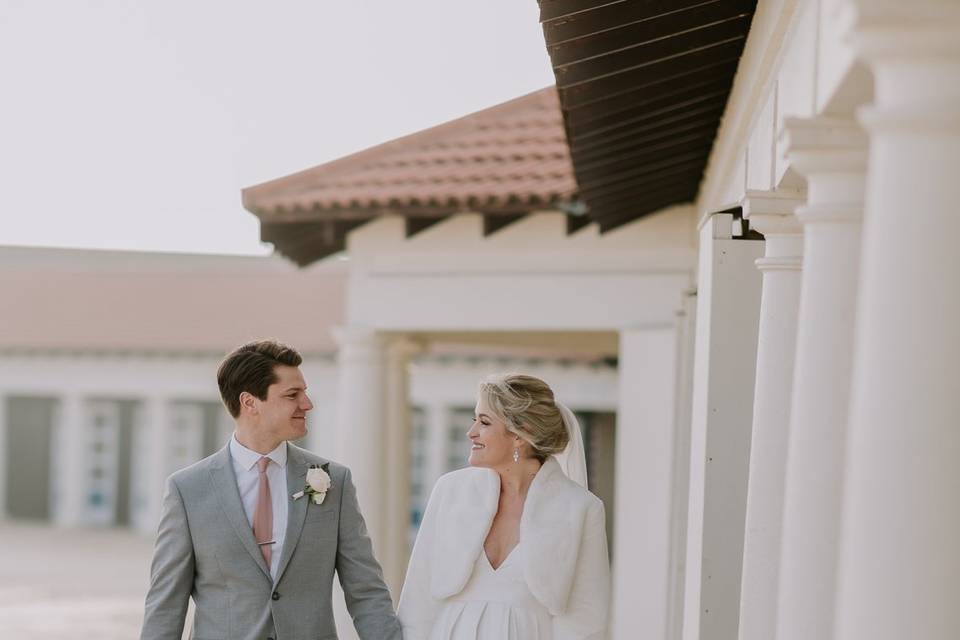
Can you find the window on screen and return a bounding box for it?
[446,408,473,472]
[408,406,428,534]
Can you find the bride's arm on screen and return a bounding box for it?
[397,479,444,640]
[553,498,611,640]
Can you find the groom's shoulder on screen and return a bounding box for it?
[287,442,348,478]
[167,449,223,486]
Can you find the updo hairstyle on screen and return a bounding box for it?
[477,373,569,463]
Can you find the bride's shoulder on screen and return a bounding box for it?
[540,458,603,509]
[557,477,603,506]
[426,466,499,507]
[433,466,494,493]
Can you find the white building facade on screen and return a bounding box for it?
[3,0,957,638]
[242,0,960,639]
[0,247,618,538]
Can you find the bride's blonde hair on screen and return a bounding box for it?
[478,373,569,463]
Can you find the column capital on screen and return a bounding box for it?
[781,117,868,226]
[747,215,803,237]
[781,116,868,176]
[385,335,424,362]
[331,325,383,348]
[755,255,803,272]
[851,0,960,62]
[794,204,862,226]
[331,326,385,363]
[741,189,805,236]
[850,0,960,132]
[741,190,804,266]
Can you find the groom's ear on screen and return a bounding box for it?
[239,391,258,415]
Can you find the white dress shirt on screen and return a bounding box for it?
[229,434,289,580]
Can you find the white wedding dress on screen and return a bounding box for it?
[398,402,609,640]
[429,540,551,640]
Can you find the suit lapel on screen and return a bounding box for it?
[208,445,272,581]
[273,443,309,585]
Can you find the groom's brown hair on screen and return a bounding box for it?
[217,339,303,417]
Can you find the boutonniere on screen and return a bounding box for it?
[292,462,332,504]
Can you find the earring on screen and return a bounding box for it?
[513,448,520,463]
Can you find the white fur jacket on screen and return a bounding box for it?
[397,457,611,639]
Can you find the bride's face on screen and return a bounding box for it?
[466,397,520,469]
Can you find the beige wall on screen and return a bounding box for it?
[0,246,346,353]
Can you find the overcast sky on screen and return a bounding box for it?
[0,1,554,255]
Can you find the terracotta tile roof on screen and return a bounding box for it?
[242,87,576,222]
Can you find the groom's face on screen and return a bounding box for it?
[252,365,314,442]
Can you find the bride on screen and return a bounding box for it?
[398,374,610,639]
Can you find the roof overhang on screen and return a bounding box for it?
[242,88,582,266]
[539,0,758,231]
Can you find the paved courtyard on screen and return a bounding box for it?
[0,520,366,639]
[0,520,192,639]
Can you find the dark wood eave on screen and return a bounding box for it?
[250,200,583,267]
[539,0,758,231]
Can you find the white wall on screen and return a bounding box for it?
[345,209,697,332]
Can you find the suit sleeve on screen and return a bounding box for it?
[552,498,611,640]
[139,476,195,640]
[335,466,403,640]
[397,478,444,640]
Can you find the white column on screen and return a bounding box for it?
[775,117,867,640]
[834,4,960,639]
[332,327,388,554]
[612,325,679,640]
[684,213,763,640]
[666,289,698,640]
[738,190,804,640]
[383,336,421,602]
[142,396,171,533]
[53,394,86,527]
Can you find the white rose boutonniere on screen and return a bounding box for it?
[292,462,332,504]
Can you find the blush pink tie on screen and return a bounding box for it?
[253,456,273,569]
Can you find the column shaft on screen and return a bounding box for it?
[383,338,420,602]
[835,4,960,638]
[143,396,171,533]
[612,326,679,640]
[738,191,804,640]
[775,117,867,640]
[54,394,86,526]
[333,327,388,556]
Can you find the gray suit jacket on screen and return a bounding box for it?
[140,442,402,640]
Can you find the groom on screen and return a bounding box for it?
[140,339,402,640]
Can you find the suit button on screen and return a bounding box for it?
[267,637,275,640]
[271,591,280,600]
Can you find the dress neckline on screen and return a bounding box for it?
[483,539,520,572]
